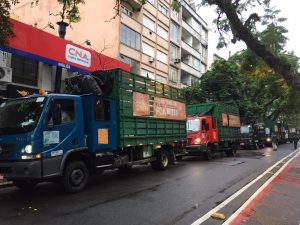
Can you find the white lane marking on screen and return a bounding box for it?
[222,150,300,225]
[191,150,298,225]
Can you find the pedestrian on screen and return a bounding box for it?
[271,133,278,151]
[293,134,299,150]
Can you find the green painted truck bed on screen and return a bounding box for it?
[187,103,240,141]
[106,69,187,148]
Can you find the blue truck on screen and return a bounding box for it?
[0,69,187,193]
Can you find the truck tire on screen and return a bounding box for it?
[13,180,38,191]
[62,161,89,193]
[151,150,169,171]
[226,147,237,157]
[205,146,213,160]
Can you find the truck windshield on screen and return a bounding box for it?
[187,119,200,134]
[0,96,46,134]
[241,126,252,134]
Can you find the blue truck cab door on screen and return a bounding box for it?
[41,95,85,178]
[82,95,117,163]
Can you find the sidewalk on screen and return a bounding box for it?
[230,150,300,225]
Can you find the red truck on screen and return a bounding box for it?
[185,103,241,160]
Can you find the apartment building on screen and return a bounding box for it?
[10,0,208,88]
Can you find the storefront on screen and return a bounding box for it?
[0,19,130,98]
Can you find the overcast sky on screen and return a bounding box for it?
[196,0,300,66]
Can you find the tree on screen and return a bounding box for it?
[0,0,84,44]
[0,0,18,46]
[1,0,299,90]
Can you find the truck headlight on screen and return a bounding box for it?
[194,138,201,144]
[266,137,271,142]
[24,145,33,154]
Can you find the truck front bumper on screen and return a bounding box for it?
[0,160,42,180]
[186,144,206,155]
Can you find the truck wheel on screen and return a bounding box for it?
[151,150,169,171]
[62,161,89,193]
[226,148,237,157]
[13,180,38,191]
[205,146,213,160]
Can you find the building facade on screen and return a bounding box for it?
[10,0,208,88]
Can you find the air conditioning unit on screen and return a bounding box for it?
[149,57,154,63]
[174,58,181,63]
[0,66,12,83]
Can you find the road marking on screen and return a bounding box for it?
[223,150,300,225]
[191,150,299,225]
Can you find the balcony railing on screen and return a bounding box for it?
[181,62,202,78]
[181,41,201,59]
[182,20,201,40]
[126,0,143,11]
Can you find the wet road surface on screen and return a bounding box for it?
[0,144,295,225]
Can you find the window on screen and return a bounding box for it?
[143,15,155,32]
[120,54,139,73]
[11,54,38,86]
[141,69,155,79]
[121,5,133,17]
[201,63,206,74]
[120,24,140,50]
[94,99,110,121]
[202,119,209,131]
[192,57,200,70]
[170,44,179,62]
[170,22,179,43]
[169,67,178,83]
[148,0,155,5]
[158,2,168,16]
[142,42,155,57]
[157,50,167,64]
[170,0,179,19]
[191,18,201,33]
[156,75,167,84]
[157,25,168,40]
[48,99,75,125]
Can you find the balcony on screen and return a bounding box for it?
[125,0,143,11]
[181,62,202,78]
[181,41,201,60]
[182,20,201,40]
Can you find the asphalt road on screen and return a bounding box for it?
[0,143,296,225]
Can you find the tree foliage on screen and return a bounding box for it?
[57,0,85,23]
[0,0,18,46]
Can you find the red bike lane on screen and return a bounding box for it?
[230,151,300,225]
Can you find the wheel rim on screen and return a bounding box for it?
[70,168,85,186]
[161,153,168,167]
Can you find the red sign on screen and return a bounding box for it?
[153,97,186,120]
[133,92,150,116]
[3,19,130,73]
[228,115,241,127]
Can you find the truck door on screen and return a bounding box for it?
[201,119,209,143]
[42,98,83,177]
[93,97,117,151]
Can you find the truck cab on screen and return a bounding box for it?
[0,94,117,192]
[240,124,266,149]
[186,115,218,159]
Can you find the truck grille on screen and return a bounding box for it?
[0,144,16,157]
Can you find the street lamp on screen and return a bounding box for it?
[54,21,69,93]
